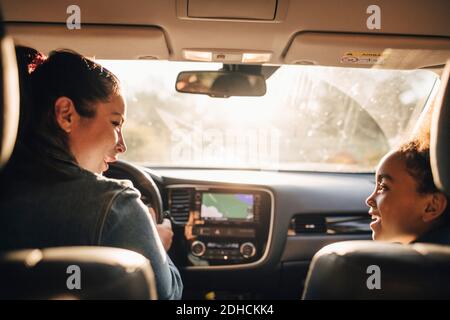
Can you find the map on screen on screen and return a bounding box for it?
[201,193,254,221]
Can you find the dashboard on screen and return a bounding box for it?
[146,168,374,298]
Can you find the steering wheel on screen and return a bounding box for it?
[104,160,164,224]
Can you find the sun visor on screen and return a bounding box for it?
[284,32,450,69]
[5,23,169,60]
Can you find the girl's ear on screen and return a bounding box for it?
[423,192,448,223]
[54,97,78,133]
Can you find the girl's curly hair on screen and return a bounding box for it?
[398,139,437,194]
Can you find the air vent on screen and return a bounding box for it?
[169,189,191,224]
[325,216,371,234]
[293,215,326,234]
[290,214,371,235]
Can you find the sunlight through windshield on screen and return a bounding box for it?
[99,60,438,172]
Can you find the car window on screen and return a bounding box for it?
[100,60,438,172]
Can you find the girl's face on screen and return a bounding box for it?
[68,93,127,174]
[365,151,433,244]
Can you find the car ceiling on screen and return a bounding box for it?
[1,0,450,70]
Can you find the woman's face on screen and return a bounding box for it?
[68,93,127,174]
[365,151,431,243]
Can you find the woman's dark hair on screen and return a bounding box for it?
[15,45,46,140]
[19,48,120,153]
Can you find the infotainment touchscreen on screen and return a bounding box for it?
[201,193,254,221]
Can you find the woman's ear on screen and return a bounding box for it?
[54,97,78,133]
[422,192,448,223]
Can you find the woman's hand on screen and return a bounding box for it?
[148,207,173,252]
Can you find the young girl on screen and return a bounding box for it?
[366,139,449,245]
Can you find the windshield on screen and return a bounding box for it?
[99,60,438,172]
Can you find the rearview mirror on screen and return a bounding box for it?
[175,71,266,98]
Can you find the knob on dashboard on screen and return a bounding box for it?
[191,240,206,257]
[240,242,256,259]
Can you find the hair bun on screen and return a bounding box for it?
[15,45,47,75]
[28,52,47,74]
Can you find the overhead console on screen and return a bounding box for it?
[177,0,288,22]
[167,185,273,268]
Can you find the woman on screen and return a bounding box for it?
[0,48,182,299]
[366,139,450,245]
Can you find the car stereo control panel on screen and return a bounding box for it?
[167,185,273,267]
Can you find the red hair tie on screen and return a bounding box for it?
[28,52,47,74]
